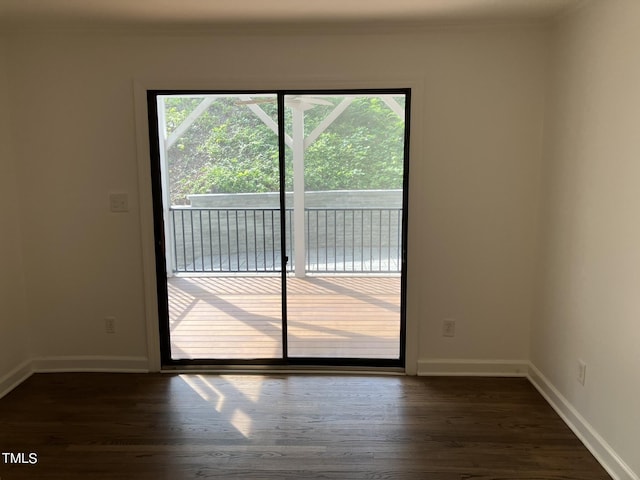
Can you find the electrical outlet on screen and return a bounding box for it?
[443,319,456,337]
[105,317,116,334]
[577,360,586,385]
[109,192,129,213]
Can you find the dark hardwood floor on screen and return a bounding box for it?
[0,374,611,479]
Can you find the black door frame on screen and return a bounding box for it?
[147,88,410,368]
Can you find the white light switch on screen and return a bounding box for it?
[109,192,129,213]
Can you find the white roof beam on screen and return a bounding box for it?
[239,96,293,148]
[304,97,354,149]
[381,95,405,119]
[165,97,215,149]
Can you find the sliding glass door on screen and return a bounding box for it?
[148,89,410,367]
[282,93,407,361]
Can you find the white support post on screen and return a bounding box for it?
[292,105,306,278]
[157,97,175,277]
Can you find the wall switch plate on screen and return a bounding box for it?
[443,319,456,337]
[105,317,116,334]
[109,192,129,213]
[577,360,587,385]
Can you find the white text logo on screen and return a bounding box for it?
[1,452,38,465]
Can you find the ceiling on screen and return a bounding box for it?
[0,0,584,28]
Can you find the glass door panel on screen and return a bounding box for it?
[156,93,285,361]
[283,93,408,360]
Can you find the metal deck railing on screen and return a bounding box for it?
[170,207,402,274]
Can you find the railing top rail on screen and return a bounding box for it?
[171,206,401,212]
[305,207,402,211]
[170,206,284,212]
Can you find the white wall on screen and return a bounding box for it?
[533,0,640,477]
[416,28,545,369]
[5,25,546,372]
[0,37,31,392]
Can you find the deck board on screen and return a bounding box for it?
[168,276,401,360]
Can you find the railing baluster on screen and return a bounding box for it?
[388,209,392,272]
[208,211,213,271]
[397,209,401,271]
[235,211,240,271]
[379,209,383,272]
[290,209,294,272]
[342,209,345,272]
[181,210,187,272]
[369,210,373,272]
[226,210,231,272]
[171,210,178,273]
[352,209,355,272]
[313,210,317,272]
[360,209,364,271]
[316,210,319,272]
[253,211,258,272]
[324,210,328,272]
[199,210,204,271]
[333,209,338,272]
[241,210,246,271]
[190,210,196,272]
[217,211,222,272]
[315,210,319,272]
[271,210,276,271]
[306,208,310,273]
[261,210,266,272]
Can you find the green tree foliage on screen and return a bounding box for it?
[165,95,405,204]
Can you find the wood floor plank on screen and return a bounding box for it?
[0,374,611,480]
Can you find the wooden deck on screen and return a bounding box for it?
[168,275,401,360]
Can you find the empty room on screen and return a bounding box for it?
[0,0,638,478]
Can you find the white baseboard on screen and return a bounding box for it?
[417,358,529,376]
[528,363,638,480]
[31,355,150,373]
[0,359,33,399]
